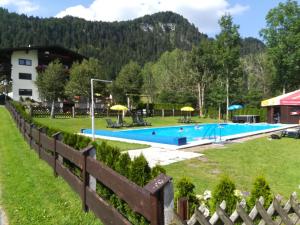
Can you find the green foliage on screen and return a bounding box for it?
[248,176,273,209]
[175,177,198,216]
[35,60,67,101]
[11,101,32,122]
[211,176,237,214]
[151,165,166,178]
[234,107,267,122]
[130,155,152,186]
[153,102,188,110]
[65,58,108,100]
[114,61,143,105]
[115,153,132,178]
[260,0,300,93]
[0,9,204,80]
[151,49,195,105]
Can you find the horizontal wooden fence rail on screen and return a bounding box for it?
[175,193,300,225]
[5,101,173,225]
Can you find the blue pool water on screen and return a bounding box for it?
[81,123,283,146]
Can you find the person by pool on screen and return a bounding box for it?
[152,131,156,135]
[195,124,202,129]
[179,127,183,132]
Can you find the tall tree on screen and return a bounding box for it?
[35,60,67,118]
[216,14,241,121]
[114,61,143,107]
[141,62,156,103]
[65,58,107,105]
[240,52,275,106]
[151,49,195,104]
[260,0,300,93]
[190,39,218,117]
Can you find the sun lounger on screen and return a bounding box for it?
[137,116,151,126]
[281,127,300,139]
[106,119,122,128]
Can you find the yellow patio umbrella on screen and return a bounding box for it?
[110,104,128,111]
[180,106,194,112]
[180,106,194,119]
[110,105,128,123]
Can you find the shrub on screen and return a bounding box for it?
[130,155,151,186]
[175,177,198,217]
[151,165,166,178]
[116,153,132,177]
[211,176,237,214]
[248,176,273,209]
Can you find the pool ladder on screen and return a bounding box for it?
[202,125,217,140]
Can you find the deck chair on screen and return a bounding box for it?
[281,127,300,139]
[137,116,151,126]
[118,116,130,127]
[106,119,122,128]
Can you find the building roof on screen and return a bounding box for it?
[261,89,300,107]
[0,45,86,60]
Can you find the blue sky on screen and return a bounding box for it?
[0,0,295,39]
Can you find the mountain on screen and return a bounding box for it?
[0,9,205,79]
[241,37,265,56]
[0,8,265,79]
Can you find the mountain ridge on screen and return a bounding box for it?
[0,8,264,78]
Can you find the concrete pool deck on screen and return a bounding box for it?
[127,147,203,167]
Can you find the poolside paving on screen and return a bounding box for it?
[127,147,202,167]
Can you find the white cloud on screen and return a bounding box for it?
[56,0,249,34]
[0,0,39,13]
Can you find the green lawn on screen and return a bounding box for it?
[164,137,300,198]
[34,116,217,151]
[0,107,102,225]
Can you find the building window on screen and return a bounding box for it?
[19,89,32,96]
[19,59,32,66]
[19,73,32,80]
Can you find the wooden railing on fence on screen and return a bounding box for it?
[6,101,173,225]
[175,193,300,225]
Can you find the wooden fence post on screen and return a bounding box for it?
[72,106,75,118]
[80,145,95,212]
[177,197,188,221]
[52,132,61,177]
[29,123,34,148]
[38,127,43,159]
[144,174,173,225]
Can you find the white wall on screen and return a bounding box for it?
[11,50,39,101]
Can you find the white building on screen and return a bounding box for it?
[0,46,85,101]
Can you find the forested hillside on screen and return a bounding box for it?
[0,8,263,79]
[0,9,205,78]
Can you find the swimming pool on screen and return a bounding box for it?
[81,123,286,146]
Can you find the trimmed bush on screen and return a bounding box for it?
[211,176,237,214]
[130,155,152,186]
[116,153,132,178]
[151,165,166,178]
[248,176,273,208]
[175,177,198,217]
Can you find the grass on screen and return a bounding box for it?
[164,137,300,198]
[34,116,217,151]
[0,107,102,225]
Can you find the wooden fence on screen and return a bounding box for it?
[6,101,173,225]
[30,106,188,118]
[31,106,118,118]
[175,193,300,225]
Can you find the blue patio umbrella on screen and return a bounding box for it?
[228,104,243,111]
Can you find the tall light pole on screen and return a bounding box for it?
[91,78,112,141]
